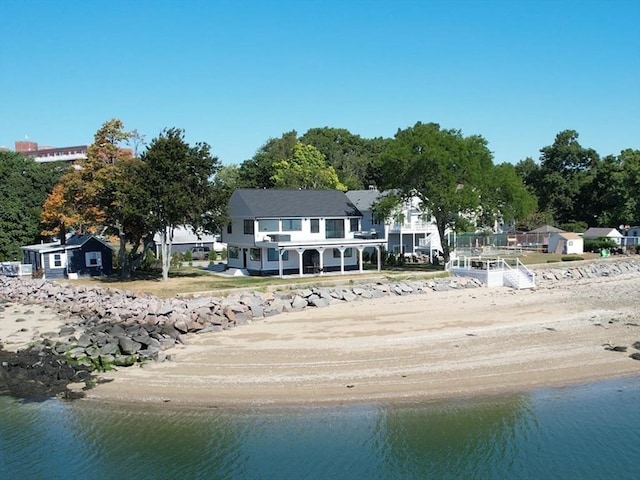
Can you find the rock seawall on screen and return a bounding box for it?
[1,259,638,400]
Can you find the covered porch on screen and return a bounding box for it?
[255,238,387,278]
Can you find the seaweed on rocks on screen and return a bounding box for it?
[0,344,96,401]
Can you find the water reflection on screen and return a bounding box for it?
[1,377,639,480]
[378,396,536,479]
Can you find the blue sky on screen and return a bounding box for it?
[1,0,638,166]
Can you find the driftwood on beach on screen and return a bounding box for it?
[0,259,639,400]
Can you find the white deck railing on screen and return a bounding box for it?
[446,256,535,289]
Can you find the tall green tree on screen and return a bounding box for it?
[137,128,223,282]
[238,131,298,188]
[536,130,599,225]
[271,142,347,190]
[300,127,390,189]
[589,149,640,227]
[0,152,67,260]
[484,163,537,229]
[376,122,497,261]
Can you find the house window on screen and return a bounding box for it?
[267,248,288,261]
[333,248,353,258]
[228,246,239,259]
[249,248,261,261]
[282,218,302,231]
[85,251,102,267]
[244,220,254,235]
[49,253,65,269]
[227,224,232,234]
[325,219,345,239]
[258,219,279,232]
[350,218,359,232]
[310,218,320,233]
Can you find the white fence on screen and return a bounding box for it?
[0,262,33,277]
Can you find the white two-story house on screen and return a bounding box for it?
[223,189,387,276]
[346,189,443,261]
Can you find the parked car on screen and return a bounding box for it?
[191,246,211,260]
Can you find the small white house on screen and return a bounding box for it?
[582,227,624,245]
[548,232,584,255]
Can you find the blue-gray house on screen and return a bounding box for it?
[21,234,114,279]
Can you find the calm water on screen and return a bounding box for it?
[1,376,639,480]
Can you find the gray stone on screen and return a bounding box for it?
[291,295,308,310]
[100,342,119,355]
[308,297,330,308]
[118,336,142,354]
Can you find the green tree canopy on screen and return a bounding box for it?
[299,127,390,189]
[536,130,600,225]
[0,152,66,260]
[271,142,347,190]
[376,122,499,260]
[589,148,640,227]
[238,130,298,188]
[137,128,223,282]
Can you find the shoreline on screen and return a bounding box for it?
[84,274,640,408]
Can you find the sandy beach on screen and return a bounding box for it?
[73,272,640,407]
[0,303,64,352]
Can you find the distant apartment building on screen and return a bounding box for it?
[13,140,132,163]
[15,140,88,163]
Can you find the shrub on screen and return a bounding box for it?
[636,245,640,255]
[183,249,193,263]
[561,255,584,262]
[362,251,370,263]
[219,248,227,260]
[141,249,158,270]
[583,238,617,253]
[209,250,217,261]
[170,252,184,269]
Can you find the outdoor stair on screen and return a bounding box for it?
[503,268,535,289]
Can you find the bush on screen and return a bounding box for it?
[141,249,159,270]
[362,251,370,263]
[209,250,217,261]
[183,249,193,263]
[220,248,227,260]
[584,237,617,253]
[170,252,184,269]
[561,255,584,262]
[636,245,640,255]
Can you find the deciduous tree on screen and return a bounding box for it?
[376,122,496,261]
[137,128,223,282]
[271,142,347,190]
[0,152,66,260]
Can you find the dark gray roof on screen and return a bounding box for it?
[21,234,112,253]
[528,225,565,234]
[65,233,113,249]
[229,189,362,218]
[345,189,384,211]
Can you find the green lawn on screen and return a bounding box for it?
[62,251,606,298]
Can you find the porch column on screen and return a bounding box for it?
[296,248,305,277]
[376,245,381,272]
[357,246,364,273]
[278,248,285,278]
[337,246,347,274]
[316,247,325,275]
